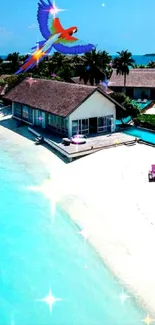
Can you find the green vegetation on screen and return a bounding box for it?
[113,50,135,93]
[133,61,155,69]
[110,92,139,121]
[134,114,155,130]
[0,49,155,97]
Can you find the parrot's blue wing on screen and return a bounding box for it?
[37,0,54,40]
[53,40,95,55]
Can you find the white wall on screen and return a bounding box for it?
[68,90,116,137]
[133,88,151,99]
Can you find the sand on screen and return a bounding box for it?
[58,145,155,316]
[1,110,155,315]
[144,104,155,114]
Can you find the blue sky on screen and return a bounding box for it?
[0,0,155,55]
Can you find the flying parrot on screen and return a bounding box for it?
[15,0,95,75]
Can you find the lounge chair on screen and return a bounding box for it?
[35,136,44,145]
[137,99,141,103]
[148,164,155,182]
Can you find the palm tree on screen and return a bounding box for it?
[147,61,155,68]
[133,64,146,69]
[51,52,70,72]
[113,50,135,93]
[0,57,3,75]
[6,52,21,73]
[79,49,106,86]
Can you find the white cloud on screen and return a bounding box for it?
[28,23,37,29]
[101,3,105,6]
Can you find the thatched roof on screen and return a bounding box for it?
[0,85,7,96]
[0,74,11,80]
[110,69,155,88]
[71,77,113,95]
[4,78,125,116]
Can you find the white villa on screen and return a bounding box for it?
[4,78,125,138]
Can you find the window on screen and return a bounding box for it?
[22,105,33,122]
[97,115,114,133]
[106,115,114,132]
[72,119,89,135]
[22,106,29,119]
[72,120,79,135]
[98,117,104,127]
[47,114,68,135]
[14,103,22,118]
[81,119,89,134]
[48,114,52,125]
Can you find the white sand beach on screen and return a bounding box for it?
[58,145,155,316]
[1,112,155,315]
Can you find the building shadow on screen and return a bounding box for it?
[0,114,69,164]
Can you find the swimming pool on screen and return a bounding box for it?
[132,100,153,111]
[123,126,155,144]
[0,139,146,325]
[116,100,153,125]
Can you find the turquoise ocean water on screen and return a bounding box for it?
[0,145,147,325]
[112,55,155,65]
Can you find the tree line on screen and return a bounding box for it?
[1,49,151,121]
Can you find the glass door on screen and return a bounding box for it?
[97,117,107,133]
[72,120,79,135]
[81,119,89,135]
[106,115,114,132]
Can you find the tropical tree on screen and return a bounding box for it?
[97,50,113,80]
[133,64,146,69]
[6,52,21,73]
[0,57,3,75]
[110,92,139,123]
[79,49,106,86]
[113,50,135,93]
[5,74,28,93]
[51,52,70,72]
[147,61,155,68]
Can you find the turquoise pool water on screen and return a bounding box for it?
[0,146,146,325]
[123,126,155,144]
[116,100,153,125]
[132,100,152,111]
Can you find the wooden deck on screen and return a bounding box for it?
[28,127,137,161]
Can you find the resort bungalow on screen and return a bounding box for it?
[71,76,113,95]
[4,78,125,137]
[109,69,155,100]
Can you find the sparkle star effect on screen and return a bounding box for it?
[26,77,38,87]
[142,315,155,325]
[119,290,130,304]
[45,0,66,19]
[37,289,62,313]
[27,177,65,218]
[78,228,89,241]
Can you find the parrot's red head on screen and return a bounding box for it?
[67,26,78,36]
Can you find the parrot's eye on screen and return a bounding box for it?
[74,28,77,33]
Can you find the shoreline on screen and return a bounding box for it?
[0,116,155,316]
[56,146,155,316]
